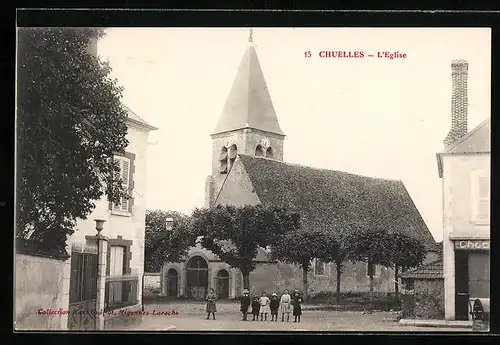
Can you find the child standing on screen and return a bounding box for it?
[251,296,260,321]
[279,289,292,322]
[240,289,251,321]
[205,288,217,320]
[292,289,303,323]
[269,293,280,321]
[259,292,271,321]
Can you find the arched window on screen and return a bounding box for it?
[228,144,238,169]
[187,256,208,269]
[219,147,228,173]
[266,147,274,159]
[255,145,265,157]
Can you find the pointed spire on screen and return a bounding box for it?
[212,32,285,137]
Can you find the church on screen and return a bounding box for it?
[160,31,437,300]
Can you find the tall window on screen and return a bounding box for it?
[314,259,326,276]
[471,169,490,224]
[228,144,237,168]
[109,245,125,276]
[265,147,274,159]
[255,145,265,157]
[219,145,238,173]
[113,155,131,213]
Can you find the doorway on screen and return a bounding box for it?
[216,269,230,299]
[68,250,98,330]
[186,256,208,299]
[455,250,469,320]
[167,268,178,297]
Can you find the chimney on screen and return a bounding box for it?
[443,59,468,149]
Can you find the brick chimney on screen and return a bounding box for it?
[443,59,468,149]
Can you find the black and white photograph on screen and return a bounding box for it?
[14,24,491,332]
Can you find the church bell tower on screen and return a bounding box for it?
[205,29,286,207]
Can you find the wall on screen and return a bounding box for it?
[215,156,262,207]
[69,123,150,308]
[144,273,161,290]
[442,154,490,240]
[15,253,70,330]
[274,261,395,296]
[442,153,490,320]
[402,279,444,320]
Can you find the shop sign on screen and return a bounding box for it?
[454,240,490,250]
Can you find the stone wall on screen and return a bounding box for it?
[237,261,395,297]
[144,273,161,290]
[104,304,143,330]
[402,279,445,320]
[15,253,69,330]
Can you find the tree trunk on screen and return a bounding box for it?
[336,260,342,305]
[242,272,250,290]
[302,264,309,300]
[394,265,399,298]
[369,274,374,312]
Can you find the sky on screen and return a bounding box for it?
[97,28,491,242]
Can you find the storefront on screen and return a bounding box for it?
[453,240,490,320]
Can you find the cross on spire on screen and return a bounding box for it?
[248,28,253,44]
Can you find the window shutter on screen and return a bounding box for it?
[120,159,130,212]
[113,156,131,213]
[471,170,490,224]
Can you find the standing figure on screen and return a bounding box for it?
[259,292,271,321]
[240,289,251,321]
[205,288,217,320]
[279,289,292,322]
[251,296,260,321]
[292,289,303,322]
[269,293,280,321]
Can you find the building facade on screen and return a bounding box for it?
[437,60,491,320]
[161,33,437,300]
[14,35,158,330]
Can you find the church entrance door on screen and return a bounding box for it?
[186,256,209,299]
[167,268,178,297]
[216,269,229,299]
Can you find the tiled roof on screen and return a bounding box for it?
[238,155,437,249]
[437,118,490,178]
[122,103,158,131]
[212,44,284,136]
[399,258,443,279]
[446,118,490,154]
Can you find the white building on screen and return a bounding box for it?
[437,60,490,321]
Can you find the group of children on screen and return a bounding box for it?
[239,289,304,323]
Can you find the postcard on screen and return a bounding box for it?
[14,24,491,332]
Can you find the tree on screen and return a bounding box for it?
[344,227,427,310]
[190,204,300,291]
[144,210,196,272]
[321,231,349,304]
[270,229,330,300]
[386,232,427,298]
[16,28,129,257]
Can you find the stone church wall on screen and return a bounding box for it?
[233,261,396,298]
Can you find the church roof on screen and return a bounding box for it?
[237,155,436,249]
[212,44,285,136]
